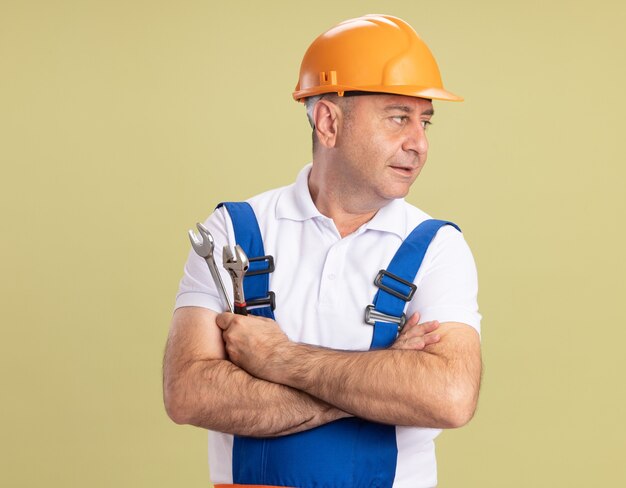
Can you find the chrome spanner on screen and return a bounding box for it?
[223,244,249,315]
[188,223,233,312]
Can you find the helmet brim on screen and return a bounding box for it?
[293,85,463,102]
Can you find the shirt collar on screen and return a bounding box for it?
[276,163,407,239]
[276,164,323,221]
[361,197,406,239]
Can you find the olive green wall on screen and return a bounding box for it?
[1,0,625,486]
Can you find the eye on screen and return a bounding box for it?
[421,120,432,130]
[391,115,409,125]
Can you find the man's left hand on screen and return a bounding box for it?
[391,312,441,351]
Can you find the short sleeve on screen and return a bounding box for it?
[407,225,481,335]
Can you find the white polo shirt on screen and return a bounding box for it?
[175,164,481,487]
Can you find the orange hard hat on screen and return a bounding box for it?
[293,14,462,102]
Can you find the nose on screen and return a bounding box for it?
[402,123,429,160]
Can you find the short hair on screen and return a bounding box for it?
[304,93,355,129]
[304,94,355,151]
[305,95,322,129]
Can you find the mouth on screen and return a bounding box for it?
[389,165,418,177]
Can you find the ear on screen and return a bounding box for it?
[312,99,341,148]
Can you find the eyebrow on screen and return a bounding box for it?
[383,105,435,116]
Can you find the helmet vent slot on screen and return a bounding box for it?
[319,70,337,86]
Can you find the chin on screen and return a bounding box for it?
[381,190,409,202]
[390,183,413,199]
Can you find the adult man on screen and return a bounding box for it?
[164,14,481,488]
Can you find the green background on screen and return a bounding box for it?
[2,0,625,486]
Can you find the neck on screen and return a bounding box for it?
[308,163,381,238]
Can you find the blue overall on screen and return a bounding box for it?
[218,202,460,488]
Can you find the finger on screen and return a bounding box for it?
[406,332,440,349]
[419,320,440,335]
[215,312,235,330]
[423,333,441,346]
[406,311,421,327]
[399,336,428,350]
[398,315,423,336]
[401,320,438,339]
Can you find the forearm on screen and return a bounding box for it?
[265,325,481,428]
[215,312,481,429]
[165,357,348,437]
[272,347,442,426]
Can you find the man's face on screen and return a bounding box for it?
[332,94,433,209]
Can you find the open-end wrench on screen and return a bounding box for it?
[223,244,249,315]
[188,223,233,313]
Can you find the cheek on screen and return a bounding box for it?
[360,133,390,159]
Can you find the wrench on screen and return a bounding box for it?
[188,223,233,313]
[223,244,249,315]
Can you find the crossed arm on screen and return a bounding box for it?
[163,307,348,436]
[163,306,481,436]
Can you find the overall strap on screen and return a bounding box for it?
[368,219,461,349]
[217,202,275,319]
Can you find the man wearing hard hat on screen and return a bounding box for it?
[164,14,481,488]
